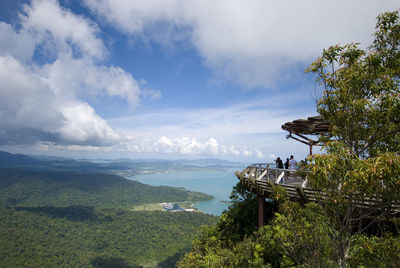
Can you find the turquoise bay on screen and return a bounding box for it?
[129,169,241,216]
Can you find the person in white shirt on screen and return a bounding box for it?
[289,155,298,170]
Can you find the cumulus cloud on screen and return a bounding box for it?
[0,0,152,147]
[0,55,122,146]
[21,0,107,59]
[0,22,36,61]
[39,56,142,107]
[84,0,399,88]
[117,136,264,158]
[255,150,264,158]
[155,136,218,155]
[58,102,121,145]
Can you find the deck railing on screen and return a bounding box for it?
[246,162,307,187]
[237,164,400,213]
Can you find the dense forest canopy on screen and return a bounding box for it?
[0,206,216,267]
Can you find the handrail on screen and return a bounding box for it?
[251,162,274,168]
[238,167,400,213]
[275,171,286,184]
[302,178,308,188]
[243,165,309,188]
[257,169,268,181]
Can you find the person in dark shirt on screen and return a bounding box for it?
[284,158,289,169]
[276,157,283,169]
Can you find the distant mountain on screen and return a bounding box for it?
[28,154,74,161]
[0,150,245,175]
[0,151,42,166]
[0,150,100,171]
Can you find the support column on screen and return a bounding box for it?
[258,195,266,228]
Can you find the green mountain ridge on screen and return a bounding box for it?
[0,168,212,208]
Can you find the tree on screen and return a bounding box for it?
[177,181,279,267]
[302,144,400,267]
[267,202,337,267]
[306,11,400,158]
[302,10,400,267]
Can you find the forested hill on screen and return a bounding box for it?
[0,168,212,208]
[0,206,216,267]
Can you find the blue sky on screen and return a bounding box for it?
[0,0,398,162]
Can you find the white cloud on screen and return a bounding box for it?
[0,22,36,61]
[241,148,253,157]
[226,145,240,156]
[59,102,121,144]
[22,0,106,59]
[154,136,219,155]
[28,134,266,159]
[0,55,61,133]
[0,55,122,146]
[0,0,144,146]
[39,56,142,107]
[37,142,112,152]
[256,150,264,158]
[84,0,399,88]
[118,135,263,158]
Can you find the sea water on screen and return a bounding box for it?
[129,169,241,216]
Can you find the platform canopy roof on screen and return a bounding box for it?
[281,116,330,135]
[281,115,330,155]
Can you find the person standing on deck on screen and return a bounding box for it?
[276,157,283,169]
[284,158,289,169]
[289,155,298,170]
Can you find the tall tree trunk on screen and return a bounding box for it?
[338,236,350,268]
[338,203,353,267]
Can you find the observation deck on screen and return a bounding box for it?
[238,116,400,228]
[236,163,308,202]
[236,163,309,227]
[236,163,400,228]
